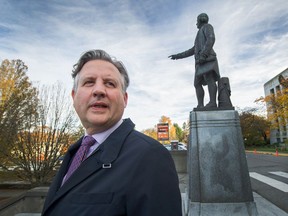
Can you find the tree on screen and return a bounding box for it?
[0,59,81,185]
[256,77,288,130]
[10,82,79,185]
[142,116,189,144]
[256,75,288,147]
[239,108,270,146]
[159,115,177,141]
[142,127,157,140]
[182,121,189,144]
[0,59,38,165]
[173,121,190,143]
[173,123,183,142]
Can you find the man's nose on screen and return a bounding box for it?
[92,83,106,98]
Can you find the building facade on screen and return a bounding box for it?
[264,68,288,144]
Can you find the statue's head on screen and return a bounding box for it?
[197,13,209,29]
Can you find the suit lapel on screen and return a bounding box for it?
[43,119,135,213]
[42,138,82,213]
[99,119,134,163]
[54,153,103,197]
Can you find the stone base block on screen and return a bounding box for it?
[189,110,254,203]
[188,201,258,216]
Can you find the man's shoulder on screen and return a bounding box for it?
[127,130,165,149]
[117,119,166,150]
[130,130,159,144]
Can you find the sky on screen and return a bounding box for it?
[1,0,288,131]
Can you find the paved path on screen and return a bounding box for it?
[179,172,288,215]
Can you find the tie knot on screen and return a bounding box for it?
[82,136,95,147]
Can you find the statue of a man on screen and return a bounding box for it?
[169,13,220,108]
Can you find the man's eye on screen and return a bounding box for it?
[83,80,94,86]
[105,81,116,87]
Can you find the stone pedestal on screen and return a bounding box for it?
[187,110,258,215]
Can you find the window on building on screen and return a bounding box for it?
[276,85,281,95]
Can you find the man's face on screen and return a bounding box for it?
[72,60,128,134]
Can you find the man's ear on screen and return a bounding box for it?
[124,92,128,108]
[71,89,75,99]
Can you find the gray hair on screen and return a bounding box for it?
[72,49,129,92]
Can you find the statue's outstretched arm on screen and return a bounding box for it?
[168,47,195,60]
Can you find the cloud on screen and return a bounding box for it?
[1,0,288,130]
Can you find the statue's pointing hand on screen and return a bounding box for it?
[168,54,179,60]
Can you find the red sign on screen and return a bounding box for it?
[157,123,169,141]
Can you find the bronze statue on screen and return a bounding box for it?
[169,13,220,109]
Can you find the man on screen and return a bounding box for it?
[169,13,220,108]
[42,49,182,216]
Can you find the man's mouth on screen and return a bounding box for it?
[90,102,108,109]
[94,104,108,108]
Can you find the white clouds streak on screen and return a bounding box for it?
[1,0,288,130]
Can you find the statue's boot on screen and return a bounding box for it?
[206,83,217,108]
[205,101,217,108]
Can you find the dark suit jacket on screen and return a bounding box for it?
[42,119,182,216]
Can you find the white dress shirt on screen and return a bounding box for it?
[86,119,123,157]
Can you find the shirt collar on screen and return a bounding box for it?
[85,119,123,144]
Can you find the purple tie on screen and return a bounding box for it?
[62,136,95,185]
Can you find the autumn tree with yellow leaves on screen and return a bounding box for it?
[238,108,270,146]
[142,115,189,144]
[12,82,79,185]
[159,116,176,141]
[255,75,288,148]
[0,59,39,160]
[256,75,288,133]
[0,59,79,185]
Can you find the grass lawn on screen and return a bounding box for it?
[246,145,288,153]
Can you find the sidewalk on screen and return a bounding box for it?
[253,192,288,216]
[1,176,287,216]
[178,173,288,216]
